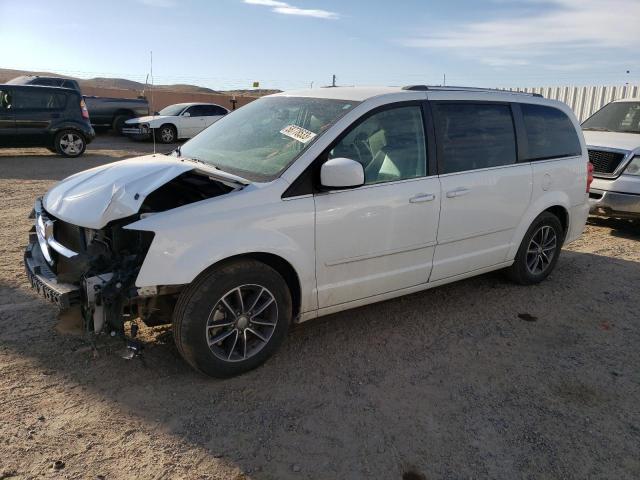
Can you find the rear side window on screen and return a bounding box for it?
[186,105,208,116]
[211,105,228,116]
[192,105,228,116]
[12,90,68,110]
[521,104,581,160]
[433,103,517,174]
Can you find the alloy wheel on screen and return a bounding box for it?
[206,284,278,362]
[526,225,557,275]
[59,133,84,155]
[161,127,175,143]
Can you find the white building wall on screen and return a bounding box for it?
[507,85,640,122]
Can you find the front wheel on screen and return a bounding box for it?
[172,260,292,378]
[54,130,86,157]
[507,212,564,285]
[156,124,177,144]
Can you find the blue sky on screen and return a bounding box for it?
[1,0,638,90]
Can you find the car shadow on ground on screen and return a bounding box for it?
[2,250,640,479]
[587,216,640,241]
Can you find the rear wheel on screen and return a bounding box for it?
[507,212,564,285]
[54,130,86,157]
[172,259,292,378]
[112,114,134,134]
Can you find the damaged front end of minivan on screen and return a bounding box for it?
[24,156,245,341]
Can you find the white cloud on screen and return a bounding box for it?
[273,6,338,19]
[402,0,640,67]
[243,0,339,19]
[137,0,176,7]
[244,0,288,6]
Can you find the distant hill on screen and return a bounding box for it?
[225,89,282,96]
[0,68,279,96]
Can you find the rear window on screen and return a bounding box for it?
[12,89,68,110]
[433,103,517,174]
[521,104,581,160]
[31,78,62,87]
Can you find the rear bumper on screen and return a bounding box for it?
[24,240,80,309]
[86,127,96,143]
[589,188,640,219]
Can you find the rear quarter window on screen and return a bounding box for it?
[521,104,581,160]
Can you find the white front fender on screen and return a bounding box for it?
[126,186,318,313]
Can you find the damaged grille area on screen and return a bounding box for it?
[588,149,627,175]
[29,168,239,334]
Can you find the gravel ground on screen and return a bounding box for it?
[1,135,639,480]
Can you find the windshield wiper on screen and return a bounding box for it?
[582,127,611,132]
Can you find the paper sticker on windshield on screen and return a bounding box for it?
[280,124,317,144]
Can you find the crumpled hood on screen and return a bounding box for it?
[43,154,233,229]
[583,131,640,153]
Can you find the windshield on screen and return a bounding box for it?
[177,96,358,181]
[582,102,640,134]
[158,104,188,116]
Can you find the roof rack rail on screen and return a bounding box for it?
[402,85,543,97]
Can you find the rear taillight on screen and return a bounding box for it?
[80,99,89,120]
[586,161,594,192]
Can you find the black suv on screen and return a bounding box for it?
[0,85,95,157]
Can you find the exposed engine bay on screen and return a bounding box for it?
[26,168,239,340]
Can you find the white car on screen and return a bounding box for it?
[122,102,229,143]
[582,99,640,219]
[25,86,590,377]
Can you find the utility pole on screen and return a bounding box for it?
[150,50,155,154]
[443,73,446,86]
[332,74,336,87]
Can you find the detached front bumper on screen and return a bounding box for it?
[589,188,640,219]
[24,240,80,309]
[24,199,81,309]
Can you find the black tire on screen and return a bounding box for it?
[507,211,564,285]
[54,130,86,157]
[112,114,134,135]
[156,124,177,144]
[172,259,292,378]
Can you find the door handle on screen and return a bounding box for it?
[409,193,436,203]
[446,187,470,198]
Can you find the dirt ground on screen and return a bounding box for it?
[1,135,639,480]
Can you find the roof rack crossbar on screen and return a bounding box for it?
[402,85,543,97]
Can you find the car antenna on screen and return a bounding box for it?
[150,50,156,155]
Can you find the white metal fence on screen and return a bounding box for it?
[507,85,640,122]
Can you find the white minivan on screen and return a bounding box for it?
[25,86,591,377]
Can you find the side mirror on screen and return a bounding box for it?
[320,157,365,189]
[182,112,191,117]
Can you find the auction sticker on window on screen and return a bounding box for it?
[280,124,317,144]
